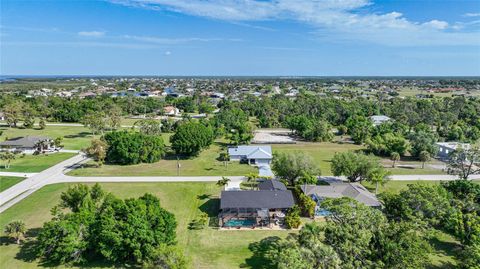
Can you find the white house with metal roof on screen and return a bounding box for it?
[228,145,272,165]
[370,115,391,126]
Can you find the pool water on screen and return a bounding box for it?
[224,219,256,227]
[316,209,331,217]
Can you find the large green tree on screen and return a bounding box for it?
[170,121,214,156]
[271,151,321,185]
[331,151,383,182]
[36,184,180,266]
[103,130,164,164]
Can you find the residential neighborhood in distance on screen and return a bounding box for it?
[1,0,480,268]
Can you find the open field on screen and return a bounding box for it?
[0,153,76,173]
[272,142,364,175]
[0,182,290,269]
[362,179,480,194]
[68,142,256,177]
[273,141,447,176]
[397,87,480,98]
[0,125,94,150]
[0,176,26,192]
[0,181,464,269]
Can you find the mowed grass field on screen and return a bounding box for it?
[68,142,257,177]
[0,153,76,173]
[0,125,93,150]
[0,182,290,269]
[273,141,447,176]
[272,142,364,175]
[0,176,26,192]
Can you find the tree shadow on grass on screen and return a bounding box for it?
[64,132,91,139]
[426,234,462,269]
[15,228,42,263]
[197,194,211,200]
[241,236,282,269]
[198,195,220,227]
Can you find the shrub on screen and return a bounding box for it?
[285,205,301,229]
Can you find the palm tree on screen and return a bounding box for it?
[245,173,258,190]
[367,168,391,195]
[216,176,230,189]
[218,152,229,168]
[4,220,26,244]
[0,151,17,169]
[419,151,431,169]
[390,152,400,168]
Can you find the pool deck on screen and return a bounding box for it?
[218,226,292,231]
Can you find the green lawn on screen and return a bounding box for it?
[0,125,93,150]
[0,153,76,173]
[273,142,447,176]
[272,142,364,176]
[68,142,256,177]
[0,182,290,269]
[0,176,26,192]
[362,179,480,194]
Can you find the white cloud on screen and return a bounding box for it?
[123,35,241,44]
[422,20,449,30]
[109,0,480,46]
[464,13,480,17]
[78,31,106,37]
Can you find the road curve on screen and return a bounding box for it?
[0,154,245,213]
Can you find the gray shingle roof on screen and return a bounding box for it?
[0,136,51,148]
[220,190,294,209]
[301,182,381,207]
[258,180,287,191]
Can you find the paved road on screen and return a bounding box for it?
[389,174,480,181]
[0,154,88,210]
[0,172,38,177]
[1,153,479,213]
[0,154,245,213]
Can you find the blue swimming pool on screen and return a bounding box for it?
[316,209,331,217]
[224,219,256,227]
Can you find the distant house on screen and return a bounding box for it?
[78,91,96,99]
[228,145,272,165]
[301,182,381,216]
[163,106,181,116]
[219,180,294,228]
[0,136,55,154]
[436,142,471,159]
[370,115,391,126]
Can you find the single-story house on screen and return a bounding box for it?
[219,181,294,228]
[0,136,55,154]
[370,115,391,126]
[163,106,181,116]
[228,145,272,165]
[301,182,381,216]
[436,142,471,159]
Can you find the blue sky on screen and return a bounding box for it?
[1,0,480,76]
